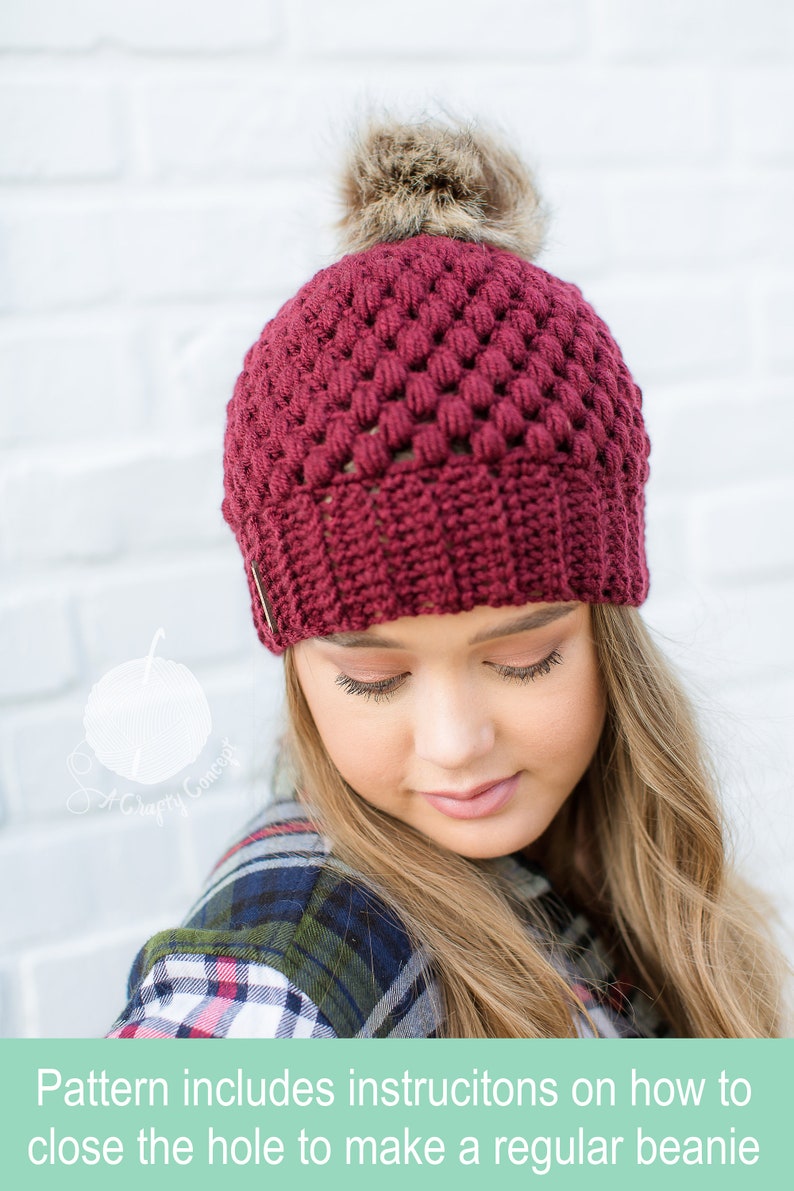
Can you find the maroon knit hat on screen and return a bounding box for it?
[222,121,651,655]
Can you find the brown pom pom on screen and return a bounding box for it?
[334,110,548,261]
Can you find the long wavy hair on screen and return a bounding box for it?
[281,604,789,1037]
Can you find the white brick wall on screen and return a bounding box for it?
[0,0,280,52]
[1,1,792,1037]
[0,82,124,181]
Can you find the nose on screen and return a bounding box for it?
[412,677,495,771]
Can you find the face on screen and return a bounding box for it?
[292,601,607,860]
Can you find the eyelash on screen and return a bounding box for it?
[333,650,564,703]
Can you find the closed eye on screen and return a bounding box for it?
[334,649,563,702]
[334,672,408,702]
[486,649,564,683]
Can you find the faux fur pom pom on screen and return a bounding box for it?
[334,113,548,261]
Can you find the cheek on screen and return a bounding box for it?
[297,676,407,792]
[326,717,409,800]
[509,656,605,767]
[544,688,605,763]
[327,710,392,768]
[562,667,606,761]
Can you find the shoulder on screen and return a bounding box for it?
[105,952,337,1039]
[107,799,443,1038]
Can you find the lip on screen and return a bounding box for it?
[418,773,520,821]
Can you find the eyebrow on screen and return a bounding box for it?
[317,603,579,649]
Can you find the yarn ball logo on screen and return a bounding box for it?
[82,628,211,785]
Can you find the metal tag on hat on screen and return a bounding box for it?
[251,560,278,635]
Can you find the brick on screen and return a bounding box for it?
[2,447,227,564]
[643,498,693,601]
[2,668,283,844]
[728,69,794,160]
[1,194,319,314]
[0,965,17,1038]
[0,322,147,446]
[0,208,118,313]
[185,673,283,794]
[539,170,612,278]
[156,311,265,431]
[0,813,189,950]
[134,77,360,180]
[0,595,78,702]
[692,481,794,583]
[175,662,292,884]
[174,663,300,887]
[0,0,279,51]
[0,83,122,182]
[583,278,747,382]
[76,554,254,676]
[2,664,280,827]
[118,195,319,302]
[181,788,260,891]
[721,176,794,265]
[759,282,794,369]
[293,0,585,56]
[691,582,794,684]
[647,387,794,492]
[3,702,104,823]
[492,67,718,165]
[607,177,731,268]
[0,722,11,823]
[23,930,147,1037]
[596,0,794,59]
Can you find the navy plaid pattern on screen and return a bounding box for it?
[107,797,670,1039]
[109,951,335,1038]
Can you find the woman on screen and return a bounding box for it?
[107,114,788,1039]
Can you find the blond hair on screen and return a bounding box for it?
[282,604,788,1039]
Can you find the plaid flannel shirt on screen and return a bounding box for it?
[106,797,670,1039]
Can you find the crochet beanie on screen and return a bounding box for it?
[222,117,651,655]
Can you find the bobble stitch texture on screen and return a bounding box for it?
[222,234,651,653]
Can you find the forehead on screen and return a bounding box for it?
[314,601,583,651]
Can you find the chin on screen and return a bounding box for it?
[421,818,547,862]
